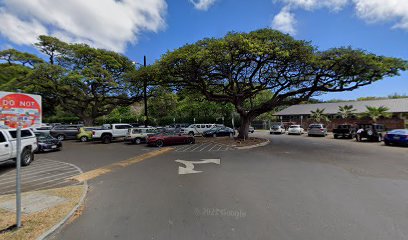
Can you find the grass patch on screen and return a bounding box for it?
[0,185,85,240]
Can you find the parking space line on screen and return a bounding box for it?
[175,144,192,152]
[70,147,173,182]
[198,143,212,151]
[208,144,219,151]
[0,165,75,184]
[0,162,64,177]
[0,170,79,192]
[179,144,198,152]
[216,145,222,151]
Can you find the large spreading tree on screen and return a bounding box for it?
[157,29,407,139]
[27,36,144,125]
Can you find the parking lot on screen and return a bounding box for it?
[1,132,408,240]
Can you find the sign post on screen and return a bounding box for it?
[16,123,22,228]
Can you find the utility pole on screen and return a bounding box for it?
[143,55,148,127]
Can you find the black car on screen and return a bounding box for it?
[34,132,62,152]
[333,124,356,139]
[355,124,386,142]
[50,124,82,141]
[203,127,235,137]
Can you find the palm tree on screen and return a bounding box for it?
[310,108,330,123]
[337,105,356,122]
[361,106,392,123]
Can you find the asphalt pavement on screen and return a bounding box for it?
[31,133,408,240]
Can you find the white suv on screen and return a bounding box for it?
[180,124,222,136]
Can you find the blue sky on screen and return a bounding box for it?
[1,0,407,101]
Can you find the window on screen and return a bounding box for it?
[9,130,34,138]
[206,125,212,128]
[0,132,6,143]
[196,125,201,128]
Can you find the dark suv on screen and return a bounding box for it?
[355,124,386,142]
[50,124,82,141]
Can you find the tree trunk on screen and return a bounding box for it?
[83,117,94,126]
[238,115,251,139]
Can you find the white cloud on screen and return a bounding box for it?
[353,0,408,30]
[273,0,408,33]
[190,0,217,11]
[271,7,297,35]
[276,0,348,11]
[0,0,167,52]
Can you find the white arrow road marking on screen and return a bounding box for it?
[175,159,221,175]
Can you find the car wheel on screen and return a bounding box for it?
[102,135,112,144]
[135,138,142,144]
[156,140,164,147]
[80,136,88,142]
[377,135,383,142]
[188,132,194,136]
[384,140,390,146]
[213,133,217,138]
[186,138,194,144]
[333,134,338,139]
[57,134,65,141]
[21,148,33,166]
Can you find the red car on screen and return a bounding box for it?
[147,132,195,147]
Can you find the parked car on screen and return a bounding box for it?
[165,123,190,132]
[180,124,222,136]
[248,126,255,133]
[270,125,285,134]
[287,125,304,135]
[125,127,158,144]
[92,123,133,144]
[0,128,37,166]
[50,124,82,141]
[384,129,408,146]
[77,127,98,142]
[30,126,52,134]
[355,124,386,142]
[147,132,195,147]
[333,124,355,139]
[203,126,235,137]
[307,124,328,137]
[34,132,62,152]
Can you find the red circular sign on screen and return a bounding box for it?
[0,93,41,128]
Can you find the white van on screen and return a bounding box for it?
[180,124,223,136]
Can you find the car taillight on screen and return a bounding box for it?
[320,128,324,131]
[92,131,95,135]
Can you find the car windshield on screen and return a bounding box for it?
[309,125,322,128]
[289,126,299,128]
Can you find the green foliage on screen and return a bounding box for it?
[310,108,330,123]
[26,36,144,125]
[158,28,407,138]
[337,105,356,119]
[361,106,392,123]
[0,49,43,92]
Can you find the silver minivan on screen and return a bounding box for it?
[307,124,328,137]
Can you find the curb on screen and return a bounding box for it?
[37,162,88,240]
[236,139,270,150]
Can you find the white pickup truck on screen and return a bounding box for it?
[0,128,37,166]
[92,124,133,144]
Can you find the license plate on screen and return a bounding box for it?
[51,145,57,149]
[393,136,400,140]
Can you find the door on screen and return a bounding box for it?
[0,132,11,162]
[66,126,80,139]
[114,125,132,137]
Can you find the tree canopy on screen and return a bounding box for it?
[157,28,407,138]
[26,36,143,125]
